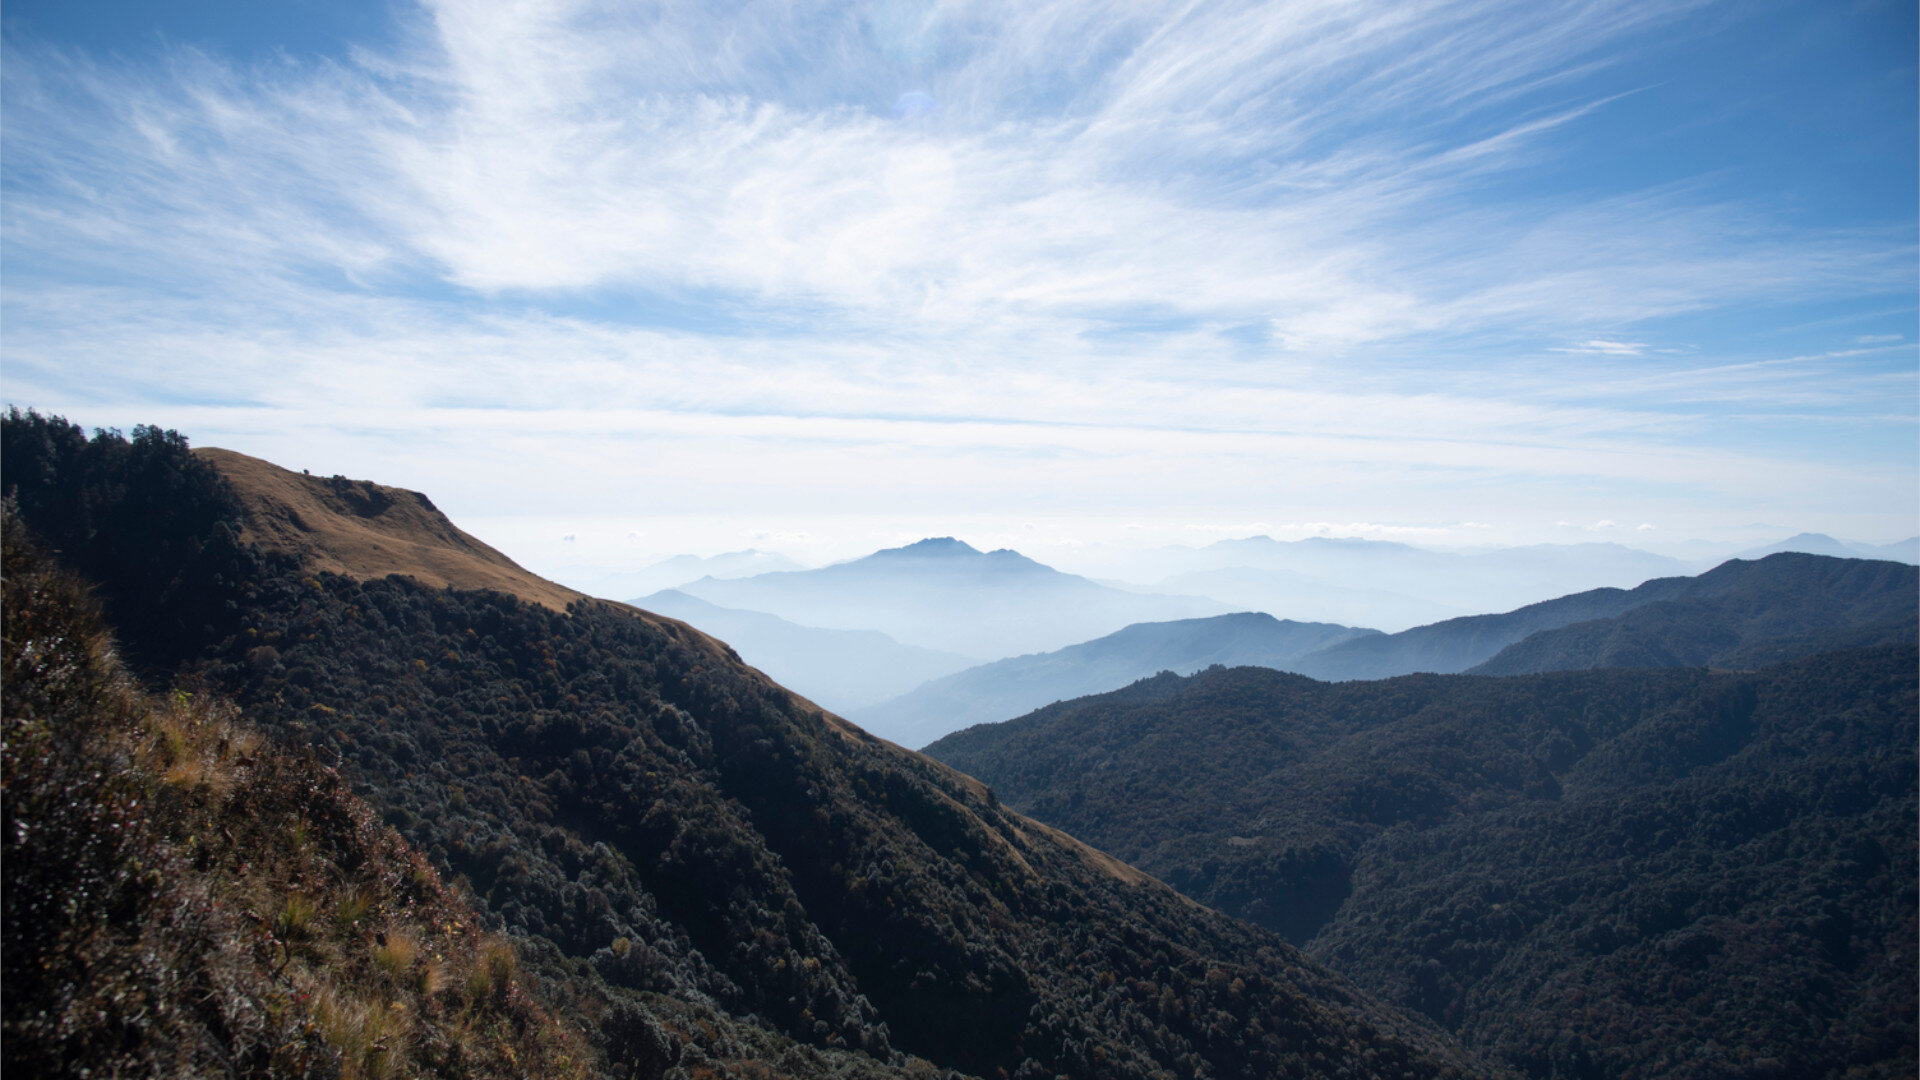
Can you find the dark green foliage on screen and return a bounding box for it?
[187,569,1481,1078]
[0,409,281,673]
[926,658,1918,1080]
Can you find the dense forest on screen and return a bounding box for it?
[1,410,1493,1079]
[926,656,1918,1079]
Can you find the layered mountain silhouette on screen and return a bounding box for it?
[1736,531,1920,564]
[633,588,974,713]
[925,653,1918,1079]
[1286,552,1917,681]
[852,612,1377,748]
[1469,554,1917,675]
[0,413,1492,1080]
[677,537,1231,658]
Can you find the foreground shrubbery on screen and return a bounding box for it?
[3,505,593,1078]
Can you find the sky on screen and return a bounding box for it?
[2,0,1915,589]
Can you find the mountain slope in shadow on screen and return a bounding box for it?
[0,412,1496,1080]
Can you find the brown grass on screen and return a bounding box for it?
[195,446,586,612]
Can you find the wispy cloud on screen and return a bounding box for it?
[2,0,1915,556]
[1554,339,1648,356]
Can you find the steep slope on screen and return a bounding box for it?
[1470,554,1918,675]
[679,537,1230,659]
[2,508,596,1080]
[852,612,1377,748]
[633,588,975,713]
[925,658,1917,1080]
[2,413,1495,1080]
[1288,553,1915,681]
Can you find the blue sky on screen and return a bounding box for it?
[3,0,1914,581]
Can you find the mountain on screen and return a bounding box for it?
[1285,552,1916,681]
[0,413,1492,1080]
[678,536,1231,658]
[1469,554,1918,676]
[632,588,974,713]
[924,656,1918,1080]
[1286,578,1690,681]
[852,612,1378,748]
[1738,532,1920,565]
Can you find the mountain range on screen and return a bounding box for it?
[0,412,1492,1080]
[851,611,1377,748]
[675,537,1231,659]
[1283,552,1917,682]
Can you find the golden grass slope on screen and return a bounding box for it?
[197,446,584,613]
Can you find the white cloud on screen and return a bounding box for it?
[1,0,1913,560]
[1553,339,1648,356]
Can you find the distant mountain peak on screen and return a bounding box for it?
[875,536,983,557]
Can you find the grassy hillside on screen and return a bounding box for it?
[1,411,1496,1080]
[3,505,594,1079]
[925,658,1918,1080]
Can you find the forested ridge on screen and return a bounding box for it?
[1,410,1495,1079]
[1287,554,1916,682]
[926,654,1918,1079]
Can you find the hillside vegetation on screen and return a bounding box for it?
[926,658,1918,1080]
[1,411,1495,1080]
[3,505,593,1079]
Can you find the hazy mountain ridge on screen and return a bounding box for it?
[679,536,1233,659]
[852,611,1379,748]
[925,654,1918,1080]
[1469,554,1919,676]
[1737,532,1920,563]
[1284,552,1916,681]
[633,588,975,713]
[0,413,1495,1080]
